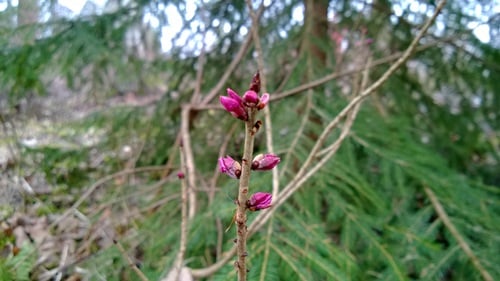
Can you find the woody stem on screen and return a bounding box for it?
[236,108,257,281]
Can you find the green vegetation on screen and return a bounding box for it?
[0,0,498,280]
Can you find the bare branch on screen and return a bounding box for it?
[180,105,197,219]
[165,145,190,281]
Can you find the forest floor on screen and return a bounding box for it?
[1,82,165,280]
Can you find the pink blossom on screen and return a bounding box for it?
[257,93,269,110]
[227,88,243,104]
[219,156,242,179]
[251,153,280,171]
[247,192,272,211]
[220,88,248,120]
[243,90,260,107]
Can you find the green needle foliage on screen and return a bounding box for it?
[0,0,498,280]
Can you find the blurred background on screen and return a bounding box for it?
[0,0,499,280]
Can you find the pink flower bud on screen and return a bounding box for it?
[257,93,269,110]
[220,95,248,121]
[177,172,185,179]
[247,192,272,211]
[251,153,280,171]
[243,90,259,107]
[219,156,242,179]
[227,88,243,104]
[249,72,261,93]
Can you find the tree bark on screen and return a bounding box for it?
[303,0,329,65]
[17,0,39,44]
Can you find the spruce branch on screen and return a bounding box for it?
[276,0,448,207]
[424,187,494,281]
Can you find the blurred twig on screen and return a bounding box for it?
[167,145,189,281]
[50,166,166,229]
[271,39,448,102]
[180,105,197,219]
[103,230,149,281]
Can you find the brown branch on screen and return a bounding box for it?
[180,105,197,219]
[168,145,190,281]
[271,40,443,102]
[245,0,280,198]
[235,109,258,281]
[424,187,493,281]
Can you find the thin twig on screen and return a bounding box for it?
[318,56,372,158]
[104,230,149,281]
[180,105,197,219]
[424,187,493,281]
[161,134,182,179]
[271,40,443,102]
[170,144,189,281]
[0,113,19,165]
[246,3,280,281]
[191,247,237,278]
[50,166,166,228]
[245,0,279,197]
[235,108,258,280]
[279,92,312,178]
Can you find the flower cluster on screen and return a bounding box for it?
[219,153,280,179]
[219,73,269,121]
[217,72,279,212]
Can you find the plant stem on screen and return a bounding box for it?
[236,109,257,281]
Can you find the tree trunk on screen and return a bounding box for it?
[17,0,39,44]
[303,0,329,65]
